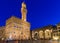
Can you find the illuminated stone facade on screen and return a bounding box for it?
[32,25,53,40]
[0,27,5,40]
[32,25,60,40]
[5,16,30,40]
[5,2,30,40]
[0,2,30,40]
[0,2,60,41]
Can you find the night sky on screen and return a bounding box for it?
[0,0,60,30]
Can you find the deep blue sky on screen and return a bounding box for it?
[0,0,60,30]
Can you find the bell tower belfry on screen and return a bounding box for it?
[21,2,27,21]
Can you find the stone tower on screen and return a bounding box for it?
[5,2,30,40]
[21,2,27,21]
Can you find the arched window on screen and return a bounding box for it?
[45,29,51,39]
[39,30,44,38]
[34,32,39,40]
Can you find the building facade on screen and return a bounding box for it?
[0,2,30,40]
[0,2,60,41]
[32,24,60,40]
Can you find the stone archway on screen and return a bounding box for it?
[34,32,39,40]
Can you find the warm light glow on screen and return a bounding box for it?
[45,29,51,38]
[35,31,38,33]
[22,2,26,8]
[45,29,50,32]
[53,36,59,40]
[8,34,12,40]
[2,38,4,40]
[51,29,52,32]
[39,30,44,38]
